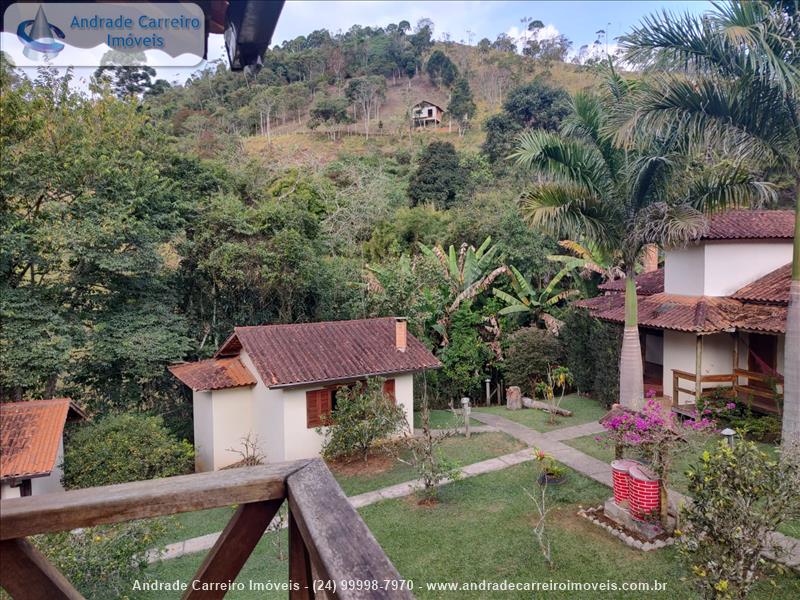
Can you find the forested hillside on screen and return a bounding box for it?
[0,19,654,434]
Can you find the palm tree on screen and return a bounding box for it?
[618,0,799,442]
[511,64,774,411]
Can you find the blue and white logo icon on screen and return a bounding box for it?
[16,5,65,60]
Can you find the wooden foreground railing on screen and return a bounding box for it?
[671,368,783,415]
[0,459,413,599]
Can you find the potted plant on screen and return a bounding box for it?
[534,449,567,485]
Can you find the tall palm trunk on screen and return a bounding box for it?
[782,181,800,445]
[619,269,644,411]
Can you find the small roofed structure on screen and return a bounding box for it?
[412,100,444,128]
[170,317,441,470]
[0,398,85,499]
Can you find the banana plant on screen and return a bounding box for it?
[493,265,579,331]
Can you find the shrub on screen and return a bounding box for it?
[62,413,194,489]
[33,519,168,599]
[560,308,621,406]
[678,441,800,599]
[319,378,408,461]
[502,327,562,397]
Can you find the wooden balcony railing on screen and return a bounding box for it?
[0,459,412,599]
[671,368,782,415]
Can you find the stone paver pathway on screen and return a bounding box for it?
[149,411,799,570]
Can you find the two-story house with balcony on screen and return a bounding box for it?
[578,210,794,416]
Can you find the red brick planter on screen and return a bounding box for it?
[628,464,660,521]
[610,459,640,505]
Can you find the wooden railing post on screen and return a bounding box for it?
[289,509,313,600]
[0,538,84,600]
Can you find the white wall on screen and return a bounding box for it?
[31,438,65,495]
[193,391,214,472]
[239,350,285,464]
[664,245,705,295]
[281,373,415,462]
[209,386,254,470]
[0,481,21,500]
[704,241,792,296]
[664,240,792,297]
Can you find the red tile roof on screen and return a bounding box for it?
[1,399,78,481]
[573,294,626,312]
[730,263,791,304]
[597,269,664,295]
[584,292,787,334]
[215,317,441,388]
[701,210,795,241]
[169,356,256,392]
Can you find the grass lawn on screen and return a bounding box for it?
[474,394,608,432]
[158,506,236,546]
[330,432,526,496]
[153,432,525,545]
[140,462,800,599]
[413,409,480,429]
[564,434,800,539]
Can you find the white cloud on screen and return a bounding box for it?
[506,23,561,54]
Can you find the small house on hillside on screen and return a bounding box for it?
[412,101,444,128]
[577,210,794,418]
[0,398,85,499]
[170,317,441,471]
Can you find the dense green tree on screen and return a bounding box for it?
[425,49,458,87]
[481,113,523,166]
[308,95,351,139]
[447,77,477,136]
[492,33,517,53]
[502,79,571,130]
[408,142,466,208]
[93,65,157,98]
[62,413,193,489]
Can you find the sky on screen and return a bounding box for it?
[3,0,714,85]
[175,0,715,83]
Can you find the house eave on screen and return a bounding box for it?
[267,365,442,390]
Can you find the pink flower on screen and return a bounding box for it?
[726,402,736,410]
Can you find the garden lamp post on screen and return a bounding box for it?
[485,378,491,406]
[720,428,736,449]
[461,397,471,438]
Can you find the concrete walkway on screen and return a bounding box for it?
[150,413,799,569]
[470,411,800,570]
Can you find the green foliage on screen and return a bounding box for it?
[94,65,157,98]
[435,306,495,402]
[62,413,194,489]
[502,327,564,397]
[425,50,458,87]
[308,95,352,132]
[319,378,408,461]
[502,79,571,131]
[560,308,621,406]
[481,113,523,166]
[407,142,466,209]
[447,77,476,135]
[679,441,800,600]
[33,519,169,599]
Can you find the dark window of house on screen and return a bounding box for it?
[20,479,32,497]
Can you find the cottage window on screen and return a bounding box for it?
[306,389,332,428]
[383,378,396,402]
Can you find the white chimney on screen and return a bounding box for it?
[395,317,407,352]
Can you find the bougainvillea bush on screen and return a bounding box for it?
[598,397,720,528]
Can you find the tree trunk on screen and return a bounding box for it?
[619,270,645,411]
[782,179,800,445]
